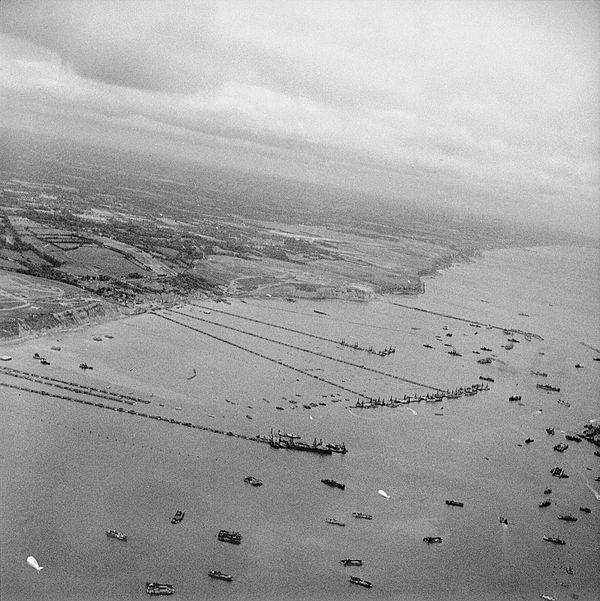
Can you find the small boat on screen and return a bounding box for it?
[325,518,345,526]
[574,364,583,368]
[218,529,242,544]
[79,362,93,370]
[146,582,174,596]
[480,347,492,351]
[170,510,185,524]
[545,428,555,435]
[208,570,232,582]
[565,434,581,442]
[557,515,577,522]
[244,476,263,487]
[106,529,127,541]
[93,337,103,342]
[579,507,591,513]
[349,576,372,588]
[542,536,565,545]
[314,310,328,316]
[525,438,534,444]
[540,595,556,601]
[423,536,443,543]
[539,500,551,508]
[479,376,494,382]
[498,517,508,525]
[553,443,568,452]
[352,512,373,520]
[340,559,363,566]
[40,359,50,365]
[508,395,522,401]
[423,344,434,348]
[477,357,492,364]
[543,488,552,494]
[321,479,345,490]
[445,499,464,507]
[531,371,548,377]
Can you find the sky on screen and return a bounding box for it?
[0,0,598,236]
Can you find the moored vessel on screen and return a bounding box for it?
[349,576,372,588]
[321,479,345,490]
[146,582,174,596]
[325,518,345,526]
[218,529,242,544]
[209,570,232,581]
[340,559,363,566]
[106,529,127,541]
[352,512,373,520]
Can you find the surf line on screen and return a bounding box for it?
[167,308,442,392]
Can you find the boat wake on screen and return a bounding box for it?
[347,408,380,421]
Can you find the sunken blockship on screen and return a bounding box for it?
[351,382,489,408]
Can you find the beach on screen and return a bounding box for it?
[1,245,599,601]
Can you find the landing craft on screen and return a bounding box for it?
[27,556,43,572]
[378,489,390,499]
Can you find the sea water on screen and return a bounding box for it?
[1,245,598,600]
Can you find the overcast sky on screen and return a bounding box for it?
[1,0,598,235]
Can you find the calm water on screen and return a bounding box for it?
[1,245,599,600]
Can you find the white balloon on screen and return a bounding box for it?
[27,556,44,572]
[377,489,390,499]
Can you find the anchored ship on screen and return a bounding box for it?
[349,576,372,588]
[146,582,174,596]
[218,530,242,544]
[106,529,127,541]
[321,479,345,490]
[208,570,232,581]
[340,559,363,566]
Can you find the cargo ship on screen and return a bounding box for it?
[106,529,127,541]
[349,576,372,588]
[537,384,560,392]
[209,570,232,581]
[543,536,565,545]
[146,582,174,595]
[321,479,345,490]
[340,559,362,566]
[218,530,242,544]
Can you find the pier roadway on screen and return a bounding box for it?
[165,308,443,393]
[390,302,543,340]
[0,370,347,453]
[0,365,149,405]
[193,303,391,356]
[153,311,378,400]
[0,376,268,447]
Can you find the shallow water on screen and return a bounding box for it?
[1,245,599,600]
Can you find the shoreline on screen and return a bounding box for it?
[0,243,584,344]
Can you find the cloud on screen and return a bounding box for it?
[0,0,598,234]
